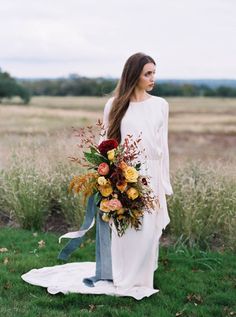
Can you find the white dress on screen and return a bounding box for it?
[21,95,173,300]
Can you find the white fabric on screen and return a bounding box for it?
[58,218,95,243]
[21,95,173,300]
[21,262,159,300]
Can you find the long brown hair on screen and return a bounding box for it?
[107,52,156,143]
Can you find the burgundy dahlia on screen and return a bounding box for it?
[110,167,125,185]
[98,139,119,156]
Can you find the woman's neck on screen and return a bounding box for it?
[130,90,150,102]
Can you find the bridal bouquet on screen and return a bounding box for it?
[69,123,158,236]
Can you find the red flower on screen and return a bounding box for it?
[110,167,125,185]
[98,139,119,156]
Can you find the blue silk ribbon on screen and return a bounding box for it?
[58,195,113,287]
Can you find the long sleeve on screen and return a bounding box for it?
[161,100,173,196]
[98,97,114,144]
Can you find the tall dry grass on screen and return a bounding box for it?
[0,137,235,250]
[168,161,236,250]
[0,135,86,230]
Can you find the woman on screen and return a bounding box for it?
[21,52,173,300]
[102,52,173,298]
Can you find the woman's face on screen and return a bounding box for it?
[136,62,156,91]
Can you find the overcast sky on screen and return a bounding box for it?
[0,0,235,79]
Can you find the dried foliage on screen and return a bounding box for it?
[69,122,159,236]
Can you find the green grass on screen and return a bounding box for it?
[0,228,235,317]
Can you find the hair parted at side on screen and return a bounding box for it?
[107,52,156,144]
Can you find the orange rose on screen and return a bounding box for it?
[116,181,128,192]
[119,161,128,171]
[117,208,125,215]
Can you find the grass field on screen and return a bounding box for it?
[0,228,236,317]
[0,96,236,171]
[0,97,236,316]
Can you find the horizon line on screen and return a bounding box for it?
[17,77,236,81]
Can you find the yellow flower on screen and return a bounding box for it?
[107,149,115,161]
[123,166,139,183]
[126,187,139,200]
[99,199,110,212]
[117,208,125,215]
[97,176,107,186]
[102,213,110,222]
[98,184,113,197]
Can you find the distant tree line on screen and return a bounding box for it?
[0,69,30,103]
[156,83,236,97]
[21,75,236,97]
[1,68,236,105]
